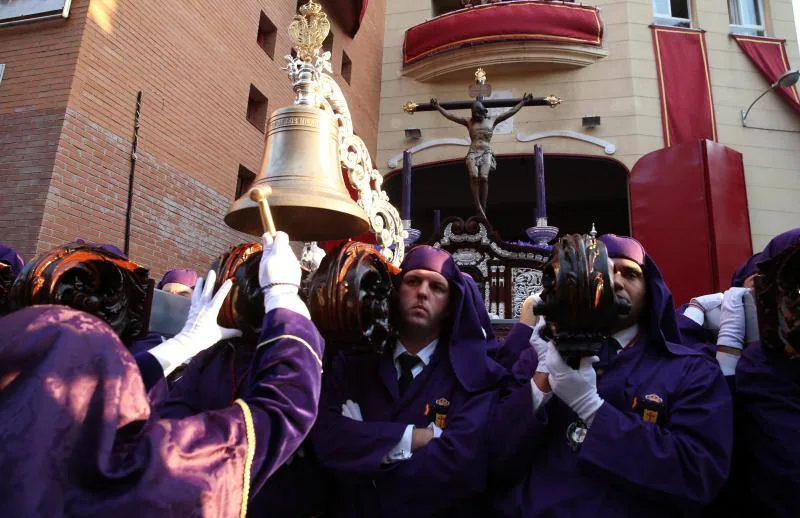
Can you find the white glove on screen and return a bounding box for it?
[149,270,242,376]
[530,315,550,374]
[260,231,309,319]
[427,421,443,439]
[716,287,750,350]
[546,343,604,426]
[685,292,724,329]
[341,399,363,421]
[519,293,542,327]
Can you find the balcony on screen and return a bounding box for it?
[403,1,607,81]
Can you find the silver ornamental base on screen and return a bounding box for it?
[403,220,421,247]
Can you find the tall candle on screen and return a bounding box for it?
[534,144,546,222]
[402,150,412,221]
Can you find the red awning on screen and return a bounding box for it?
[403,1,603,65]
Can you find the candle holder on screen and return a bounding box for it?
[403,219,421,247]
[526,217,559,250]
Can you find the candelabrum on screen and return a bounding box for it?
[526,217,559,250]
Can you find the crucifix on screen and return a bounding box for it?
[403,68,561,220]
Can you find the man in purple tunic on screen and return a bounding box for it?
[157,268,198,297]
[153,232,330,517]
[678,227,800,373]
[311,245,506,517]
[723,231,800,517]
[0,242,24,275]
[0,234,324,517]
[491,234,733,517]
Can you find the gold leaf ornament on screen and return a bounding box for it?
[289,1,331,63]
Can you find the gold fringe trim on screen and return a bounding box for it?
[257,334,323,368]
[234,399,256,518]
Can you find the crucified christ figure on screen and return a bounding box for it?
[431,93,532,220]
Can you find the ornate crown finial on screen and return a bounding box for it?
[589,222,597,238]
[475,68,487,84]
[289,0,331,63]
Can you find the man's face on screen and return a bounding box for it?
[161,282,193,298]
[611,258,647,330]
[398,269,451,334]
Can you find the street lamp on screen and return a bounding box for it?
[741,69,800,126]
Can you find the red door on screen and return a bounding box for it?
[629,139,752,306]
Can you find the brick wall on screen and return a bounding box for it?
[0,0,386,278]
[0,6,89,261]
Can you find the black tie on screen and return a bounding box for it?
[397,353,422,396]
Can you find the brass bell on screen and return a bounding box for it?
[225,105,370,241]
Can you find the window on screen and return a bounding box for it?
[432,0,464,17]
[652,0,691,28]
[322,31,334,55]
[257,11,277,58]
[341,50,352,84]
[729,0,765,36]
[235,165,256,199]
[246,85,268,132]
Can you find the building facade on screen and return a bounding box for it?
[0,0,385,276]
[377,0,800,304]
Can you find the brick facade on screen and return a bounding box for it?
[0,0,386,277]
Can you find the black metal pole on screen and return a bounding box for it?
[124,91,142,256]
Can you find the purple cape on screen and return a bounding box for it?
[0,305,324,517]
[733,341,800,516]
[398,245,505,392]
[157,268,198,290]
[0,242,24,277]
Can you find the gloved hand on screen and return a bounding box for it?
[148,270,242,376]
[427,421,443,439]
[519,293,541,327]
[260,231,309,319]
[530,313,550,374]
[685,292,724,329]
[716,287,750,350]
[546,343,604,426]
[341,399,363,421]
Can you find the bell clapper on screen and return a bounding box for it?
[249,186,277,237]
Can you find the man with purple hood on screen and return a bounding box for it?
[157,267,198,297]
[679,227,800,376]
[490,234,733,517]
[0,242,24,276]
[310,245,506,517]
[0,231,325,517]
[719,230,800,517]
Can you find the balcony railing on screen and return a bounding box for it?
[403,1,606,80]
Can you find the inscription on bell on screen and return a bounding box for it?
[271,116,320,130]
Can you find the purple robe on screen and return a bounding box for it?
[491,236,733,516]
[0,305,323,517]
[157,335,328,516]
[311,245,505,517]
[675,304,717,358]
[732,344,800,516]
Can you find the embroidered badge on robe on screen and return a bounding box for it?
[433,398,450,429]
[632,394,665,425]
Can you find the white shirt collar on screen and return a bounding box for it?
[613,323,640,350]
[393,338,439,366]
